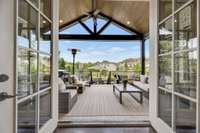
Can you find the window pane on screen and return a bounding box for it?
[29,0,38,7]
[40,0,51,19]
[40,54,51,90]
[159,55,172,90]
[174,2,197,51]
[175,0,190,10]
[40,16,52,53]
[159,0,172,21]
[18,0,38,49]
[39,90,51,128]
[18,48,38,99]
[159,18,172,54]
[174,51,197,98]
[175,96,196,133]
[159,89,172,127]
[18,97,37,133]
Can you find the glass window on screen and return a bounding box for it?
[40,16,52,53]
[159,89,172,127]
[39,54,51,90]
[40,0,51,19]
[39,90,51,128]
[159,0,172,21]
[29,0,38,7]
[18,0,38,49]
[175,0,190,10]
[159,18,172,54]
[174,51,197,98]
[175,96,196,133]
[18,97,37,133]
[174,2,197,51]
[159,55,172,90]
[18,48,38,99]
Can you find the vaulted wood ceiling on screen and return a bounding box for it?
[59,0,149,34]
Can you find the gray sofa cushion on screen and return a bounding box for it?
[134,81,149,92]
[59,90,78,113]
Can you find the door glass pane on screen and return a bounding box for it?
[174,2,197,51]
[174,51,197,98]
[175,0,190,10]
[18,48,38,99]
[40,0,51,19]
[159,0,172,21]
[159,18,172,54]
[39,90,51,128]
[159,89,172,127]
[175,96,196,133]
[159,55,172,90]
[18,0,38,49]
[18,97,37,133]
[40,54,51,90]
[40,16,52,53]
[29,0,38,7]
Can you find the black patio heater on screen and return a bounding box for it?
[68,48,80,75]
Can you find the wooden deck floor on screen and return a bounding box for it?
[60,84,149,118]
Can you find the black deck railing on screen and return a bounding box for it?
[75,70,141,84]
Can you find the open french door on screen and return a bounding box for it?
[15,0,59,133]
[149,0,200,133]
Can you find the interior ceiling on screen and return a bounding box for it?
[59,0,149,34]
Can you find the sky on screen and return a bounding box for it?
[59,18,149,63]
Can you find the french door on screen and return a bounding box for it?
[150,0,199,132]
[16,0,59,133]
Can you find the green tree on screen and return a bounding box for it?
[59,58,66,69]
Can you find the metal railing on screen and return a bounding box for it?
[75,70,141,84]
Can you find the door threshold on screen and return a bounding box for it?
[58,115,150,128]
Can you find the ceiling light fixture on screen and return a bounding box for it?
[59,20,63,23]
[127,21,130,25]
[42,20,46,24]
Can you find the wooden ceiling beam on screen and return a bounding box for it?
[99,12,143,37]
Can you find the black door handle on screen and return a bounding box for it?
[0,74,9,82]
[0,92,20,102]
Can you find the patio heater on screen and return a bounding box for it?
[68,48,80,75]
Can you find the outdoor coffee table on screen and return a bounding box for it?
[113,84,143,104]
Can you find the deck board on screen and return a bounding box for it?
[60,84,149,117]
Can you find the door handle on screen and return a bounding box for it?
[0,74,9,82]
[0,92,20,102]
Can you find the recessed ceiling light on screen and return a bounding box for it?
[127,21,130,25]
[59,20,63,23]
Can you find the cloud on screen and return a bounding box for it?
[110,47,125,52]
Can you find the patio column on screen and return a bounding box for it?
[141,36,145,75]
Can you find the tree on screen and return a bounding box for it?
[59,58,66,69]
